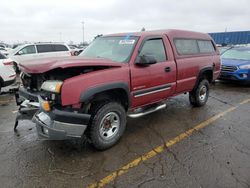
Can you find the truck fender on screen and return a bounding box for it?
[80,82,131,106]
[194,67,213,89]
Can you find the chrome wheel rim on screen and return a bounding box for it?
[99,112,120,140]
[199,86,207,101]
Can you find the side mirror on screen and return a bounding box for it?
[17,51,24,55]
[136,55,157,66]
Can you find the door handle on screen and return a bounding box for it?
[165,67,171,72]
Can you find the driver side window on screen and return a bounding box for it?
[18,45,36,55]
[139,38,167,62]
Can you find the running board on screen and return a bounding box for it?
[128,103,166,118]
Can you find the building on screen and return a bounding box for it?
[209,31,250,45]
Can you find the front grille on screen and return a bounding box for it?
[221,65,238,72]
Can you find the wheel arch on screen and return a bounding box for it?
[192,67,213,92]
[195,67,213,86]
[80,82,131,110]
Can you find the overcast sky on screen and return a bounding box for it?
[0,0,249,44]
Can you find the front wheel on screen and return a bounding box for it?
[189,79,209,107]
[89,102,127,150]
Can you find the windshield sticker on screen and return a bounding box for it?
[124,34,132,40]
[119,40,135,45]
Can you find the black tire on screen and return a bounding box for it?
[89,102,127,150]
[13,62,20,73]
[74,51,79,56]
[0,82,2,94]
[189,79,209,107]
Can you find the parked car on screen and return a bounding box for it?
[0,44,12,56]
[219,46,250,83]
[0,46,9,56]
[68,45,81,56]
[15,29,220,150]
[12,44,22,49]
[0,53,16,92]
[77,46,88,55]
[0,47,8,56]
[8,43,72,72]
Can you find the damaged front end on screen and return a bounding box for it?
[33,98,90,140]
[15,71,90,140]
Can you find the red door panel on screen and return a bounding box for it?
[129,35,177,108]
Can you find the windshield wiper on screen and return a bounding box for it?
[221,46,234,55]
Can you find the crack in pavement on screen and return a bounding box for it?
[137,177,155,188]
[47,147,89,177]
[209,95,234,106]
[146,123,204,188]
[167,148,204,188]
[208,143,250,188]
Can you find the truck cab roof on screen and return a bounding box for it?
[105,29,212,41]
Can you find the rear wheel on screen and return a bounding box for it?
[88,102,126,150]
[189,79,209,107]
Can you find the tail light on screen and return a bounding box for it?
[3,61,13,66]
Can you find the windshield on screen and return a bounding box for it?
[8,45,25,55]
[221,47,250,61]
[219,47,232,55]
[80,36,138,63]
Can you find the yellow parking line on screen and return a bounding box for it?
[239,98,250,105]
[87,97,250,188]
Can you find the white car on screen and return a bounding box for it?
[0,47,9,56]
[68,45,81,56]
[0,44,12,56]
[8,43,72,72]
[0,53,16,92]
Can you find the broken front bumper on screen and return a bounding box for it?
[14,88,40,130]
[15,87,91,140]
[33,109,91,140]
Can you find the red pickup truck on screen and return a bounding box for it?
[15,29,221,150]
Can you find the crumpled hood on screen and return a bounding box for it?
[19,56,123,74]
[221,58,250,67]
